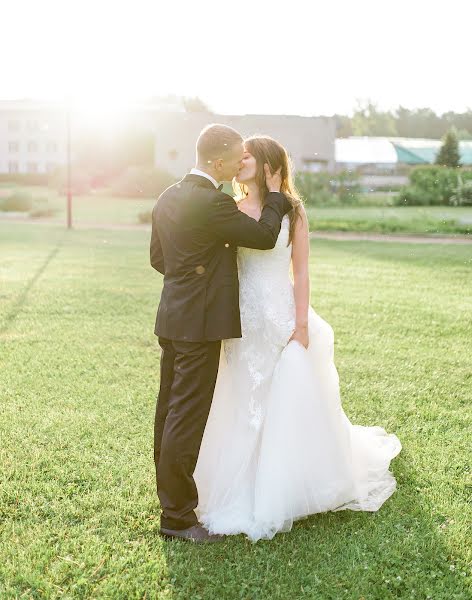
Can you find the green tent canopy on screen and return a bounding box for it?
[392,141,472,165]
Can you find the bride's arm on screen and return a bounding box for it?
[290,206,310,348]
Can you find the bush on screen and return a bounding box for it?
[395,165,472,205]
[450,174,472,206]
[0,174,48,185]
[294,171,361,206]
[295,172,334,206]
[29,207,58,218]
[49,167,91,195]
[112,167,176,198]
[332,170,362,204]
[137,211,152,224]
[0,191,33,212]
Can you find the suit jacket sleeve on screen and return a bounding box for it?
[207,191,292,250]
[150,204,165,274]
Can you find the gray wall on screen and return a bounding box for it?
[153,112,336,176]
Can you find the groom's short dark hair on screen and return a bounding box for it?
[196,124,243,163]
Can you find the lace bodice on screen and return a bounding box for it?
[237,214,295,345]
[224,215,296,428]
[238,213,292,285]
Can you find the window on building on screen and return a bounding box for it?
[8,141,19,153]
[28,141,38,152]
[27,120,39,132]
[8,161,19,173]
[46,141,57,152]
[8,120,20,132]
[46,162,57,173]
[168,149,179,160]
[27,162,38,173]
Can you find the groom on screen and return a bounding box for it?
[150,123,291,542]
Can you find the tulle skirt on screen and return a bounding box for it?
[194,308,401,542]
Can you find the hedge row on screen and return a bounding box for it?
[395,166,472,205]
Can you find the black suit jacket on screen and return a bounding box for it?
[150,173,292,342]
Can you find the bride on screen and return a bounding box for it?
[193,135,401,542]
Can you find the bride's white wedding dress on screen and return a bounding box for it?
[194,215,401,541]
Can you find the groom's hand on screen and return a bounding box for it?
[264,163,282,192]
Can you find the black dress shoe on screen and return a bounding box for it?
[159,524,225,543]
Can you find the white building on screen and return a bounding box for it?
[0,101,67,174]
[0,100,337,175]
[335,137,399,170]
[335,136,472,170]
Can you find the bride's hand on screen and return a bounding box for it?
[264,163,282,192]
[289,325,309,349]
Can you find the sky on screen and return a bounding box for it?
[1,0,471,117]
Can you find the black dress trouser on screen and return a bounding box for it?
[153,336,221,530]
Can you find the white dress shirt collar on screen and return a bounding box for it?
[190,168,220,189]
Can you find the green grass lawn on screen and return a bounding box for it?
[305,206,472,235]
[0,223,471,599]
[1,187,155,226]
[1,185,472,234]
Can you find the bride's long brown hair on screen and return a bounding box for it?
[232,135,304,245]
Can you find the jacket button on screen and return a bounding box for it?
[224,243,229,248]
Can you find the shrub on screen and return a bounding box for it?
[294,171,361,205]
[395,165,472,205]
[112,167,176,198]
[450,174,472,206]
[1,191,33,212]
[29,207,58,218]
[332,170,362,204]
[49,167,91,195]
[295,172,333,205]
[138,211,152,224]
[0,174,48,185]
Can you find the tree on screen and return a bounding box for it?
[334,114,353,138]
[443,109,472,139]
[336,104,472,140]
[182,96,212,113]
[455,128,472,141]
[351,100,398,136]
[435,128,461,168]
[395,106,445,139]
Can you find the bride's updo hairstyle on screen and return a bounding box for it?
[233,135,304,245]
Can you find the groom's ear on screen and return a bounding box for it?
[214,158,224,172]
